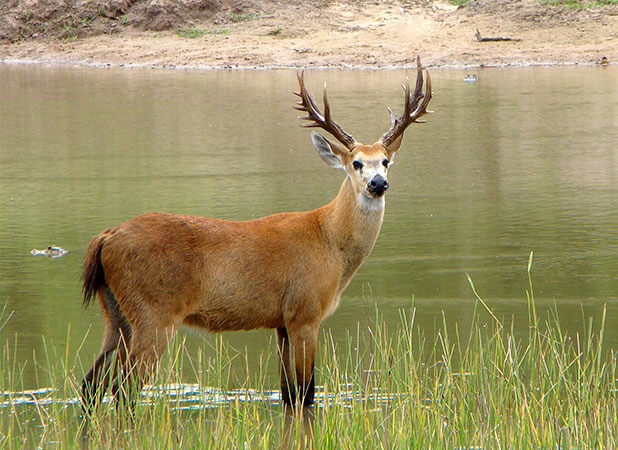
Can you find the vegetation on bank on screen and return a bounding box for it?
[539,0,616,7]
[2,0,616,43]
[175,27,229,38]
[452,0,616,6]
[0,263,616,447]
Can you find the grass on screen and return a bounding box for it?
[267,27,283,36]
[541,0,617,7]
[175,27,229,38]
[1,261,616,447]
[228,12,261,22]
[452,0,616,6]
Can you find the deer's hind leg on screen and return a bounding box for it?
[111,313,179,410]
[81,287,131,413]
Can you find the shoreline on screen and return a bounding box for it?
[1,0,615,73]
[0,56,608,71]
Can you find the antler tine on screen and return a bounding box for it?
[379,56,433,148]
[323,86,331,125]
[411,70,433,123]
[387,107,397,127]
[295,70,357,150]
[411,59,424,111]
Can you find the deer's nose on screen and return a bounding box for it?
[367,175,389,196]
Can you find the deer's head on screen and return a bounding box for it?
[295,56,432,210]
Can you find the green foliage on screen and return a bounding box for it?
[453,0,615,7]
[175,27,229,38]
[267,27,282,36]
[228,12,261,22]
[541,0,616,7]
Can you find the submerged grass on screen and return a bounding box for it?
[0,263,616,448]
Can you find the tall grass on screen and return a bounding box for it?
[0,264,616,448]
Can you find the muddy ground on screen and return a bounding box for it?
[0,0,616,68]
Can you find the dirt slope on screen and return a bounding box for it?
[1,0,616,68]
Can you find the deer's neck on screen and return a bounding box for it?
[318,177,385,283]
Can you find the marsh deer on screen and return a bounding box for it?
[81,56,433,411]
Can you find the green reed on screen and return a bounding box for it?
[0,261,615,448]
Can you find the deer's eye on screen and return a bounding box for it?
[352,160,364,171]
[382,159,389,168]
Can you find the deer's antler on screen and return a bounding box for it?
[294,70,357,151]
[379,56,433,149]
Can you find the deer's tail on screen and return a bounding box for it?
[82,232,108,307]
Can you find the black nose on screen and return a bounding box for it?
[367,175,389,196]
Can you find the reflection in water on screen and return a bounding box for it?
[0,65,616,395]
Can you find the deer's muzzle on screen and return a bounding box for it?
[367,175,389,196]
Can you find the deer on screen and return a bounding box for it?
[80,56,433,412]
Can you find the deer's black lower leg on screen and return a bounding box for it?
[81,349,115,414]
[277,327,297,406]
[301,371,315,407]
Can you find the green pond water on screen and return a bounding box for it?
[0,64,616,394]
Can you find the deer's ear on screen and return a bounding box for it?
[311,132,348,169]
[384,135,403,160]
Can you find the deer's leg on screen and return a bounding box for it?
[82,287,130,413]
[81,323,118,413]
[276,327,296,406]
[112,321,177,410]
[287,323,319,407]
[109,322,131,404]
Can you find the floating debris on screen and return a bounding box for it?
[30,246,68,258]
[464,74,478,82]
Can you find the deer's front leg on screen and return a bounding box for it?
[276,327,296,406]
[287,323,319,407]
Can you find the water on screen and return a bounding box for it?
[0,64,616,396]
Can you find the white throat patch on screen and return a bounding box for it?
[358,193,385,211]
